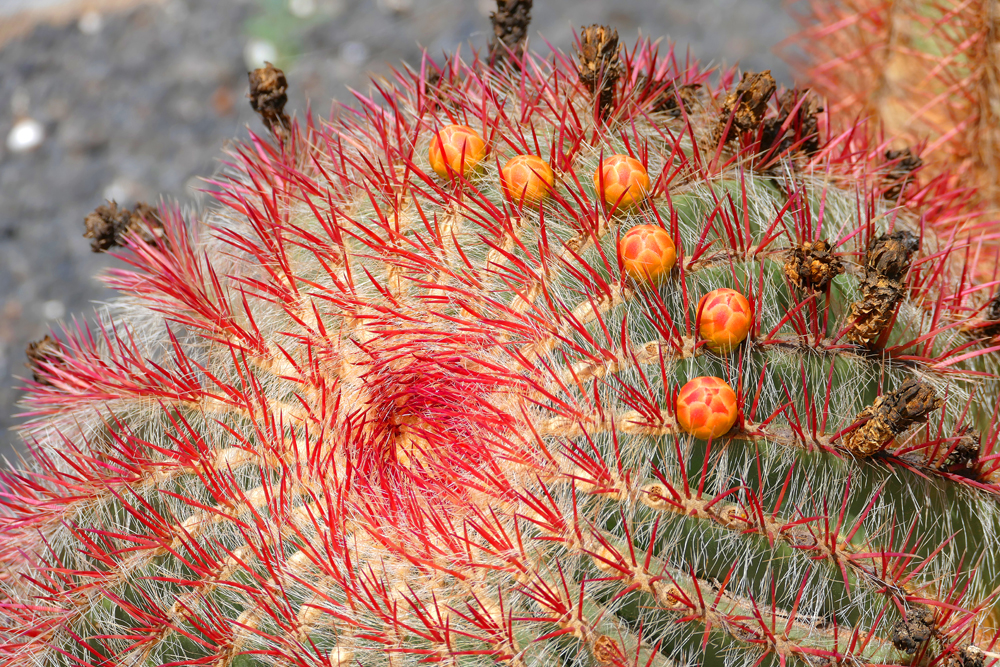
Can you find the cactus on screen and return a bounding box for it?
[785,0,1000,234]
[3,14,1000,667]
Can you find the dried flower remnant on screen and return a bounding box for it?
[592,635,624,665]
[972,290,1000,338]
[842,378,944,457]
[759,88,823,159]
[83,200,164,253]
[24,335,60,385]
[948,647,987,667]
[488,0,532,67]
[891,609,936,654]
[847,230,919,345]
[938,428,981,470]
[784,239,844,291]
[714,70,776,145]
[576,24,622,121]
[638,78,702,116]
[248,62,290,134]
[882,148,923,201]
[83,200,132,252]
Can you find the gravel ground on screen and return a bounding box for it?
[0,0,796,460]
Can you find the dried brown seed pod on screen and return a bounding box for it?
[883,147,923,201]
[842,378,944,457]
[576,25,622,122]
[129,201,165,246]
[25,335,61,385]
[83,201,132,253]
[83,201,164,253]
[890,609,935,654]
[488,0,532,67]
[759,88,823,159]
[714,70,776,145]
[847,230,919,345]
[248,62,290,134]
[938,427,981,470]
[640,78,702,117]
[592,635,624,664]
[784,239,844,291]
[947,647,987,667]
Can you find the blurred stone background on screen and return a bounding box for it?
[0,0,797,460]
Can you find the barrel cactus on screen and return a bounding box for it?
[786,0,1000,228]
[3,10,1000,667]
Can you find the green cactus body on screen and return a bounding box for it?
[2,30,999,667]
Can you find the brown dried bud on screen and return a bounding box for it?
[946,647,986,667]
[938,427,981,470]
[842,379,944,457]
[864,230,920,282]
[25,335,61,385]
[847,231,919,345]
[883,148,923,201]
[759,88,823,159]
[83,201,132,252]
[83,201,164,253]
[133,202,165,244]
[890,609,935,654]
[248,63,290,134]
[986,291,1000,321]
[978,290,1000,337]
[847,282,906,345]
[714,70,776,145]
[592,635,624,665]
[640,78,702,117]
[784,239,844,291]
[576,25,622,122]
[489,0,532,67]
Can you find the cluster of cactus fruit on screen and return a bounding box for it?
[4,3,1000,666]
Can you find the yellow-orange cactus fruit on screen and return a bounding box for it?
[428,124,487,180]
[594,154,650,208]
[676,376,739,440]
[500,154,555,204]
[620,224,676,284]
[697,288,753,353]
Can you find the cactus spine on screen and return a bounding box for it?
[2,14,1000,667]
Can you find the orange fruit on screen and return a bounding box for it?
[676,376,739,440]
[500,154,554,204]
[428,124,487,180]
[594,154,650,208]
[620,224,676,284]
[697,288,753,353]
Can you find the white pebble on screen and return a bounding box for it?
[340,41,369,67]
[42,300,65,321]
[288,0,316,18]
[78,11,104,35]
[6,118,44,153]
[377,0,412,14]
[244,39,278,71]
[102,178,132,204]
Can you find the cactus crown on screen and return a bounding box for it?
[3,18,1000,667]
